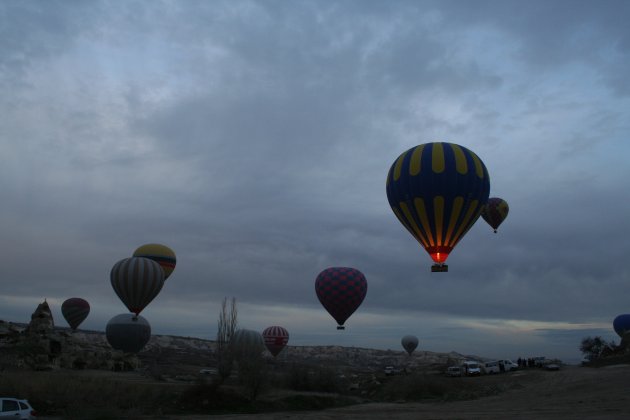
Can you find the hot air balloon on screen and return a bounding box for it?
[110,257,165,316]
[386,142,490,272]
[613,314,630,338]
[315,267,367,330]
[133,243,176,279]
[262,326,289,357]
[230,329,265,361]
[481,197,509,233]
[106,313,151,353]
[61,297,90,330]
[401,335,419,355]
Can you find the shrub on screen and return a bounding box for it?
[0,370,181,417]
[580,336,616,361]
[376,373,515,402]
[284,364,342,393]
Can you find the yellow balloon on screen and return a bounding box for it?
[133,243,176,279]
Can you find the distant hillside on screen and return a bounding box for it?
[1,318,482,374]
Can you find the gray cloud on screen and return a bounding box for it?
[1,0,629,363]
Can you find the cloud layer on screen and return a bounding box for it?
[1,0,629,363]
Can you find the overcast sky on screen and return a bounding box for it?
[2,0,629,364]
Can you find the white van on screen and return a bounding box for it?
[462,361,481,376]
[446,366,462,377]
[482,361,501,374]
[498,359,518,372]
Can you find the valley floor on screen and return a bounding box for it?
[169,364,630,420]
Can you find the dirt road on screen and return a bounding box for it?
[175,365,630,419]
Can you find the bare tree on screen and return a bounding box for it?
[230,329,267,400]
[216,297,238,383]
[237,351,266,400]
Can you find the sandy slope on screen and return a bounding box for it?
[180,365,630,420]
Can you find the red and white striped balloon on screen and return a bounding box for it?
[262,326,289,357]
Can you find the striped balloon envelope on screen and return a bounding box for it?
[110,257,165,316]
[481,197,509,233]
[262,326,289,357]
[61,297,90,330]
[315,267,367,330]
[230,329,265,361]
[133,243,176,279]
[386,142,490,271]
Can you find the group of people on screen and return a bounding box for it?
[516,357,544,368]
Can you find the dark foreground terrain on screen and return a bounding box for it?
[192,364,630,420]
[4,321,630,419]
[5,364,630,419]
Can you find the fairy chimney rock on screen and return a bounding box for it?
[27,300,55,334]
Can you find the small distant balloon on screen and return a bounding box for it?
[401,335,419,355]
[110,257,165,316]
[133,243,176,279]
[61,298,90,330]
[106,313,151,354]
[315,267,367,330]
[481,197,509,233]
[613,314,630,338]
[262,326,289,357]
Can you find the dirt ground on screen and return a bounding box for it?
[171,364,630,420]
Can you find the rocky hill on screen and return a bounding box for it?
[1,317,477,375]
[1,301,483,375]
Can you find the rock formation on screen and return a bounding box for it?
[26,299,55,334]
[1,300,141,371]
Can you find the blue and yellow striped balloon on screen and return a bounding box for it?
[386,142,490,267]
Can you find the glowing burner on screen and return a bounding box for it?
[427,246,451,264]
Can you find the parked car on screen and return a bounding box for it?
[498,359,519,372]
[0,398,37,419]
[384,366,403,376]
[446,366,462,377]
[482,361,501,374]
[462,361,481,376]
[545,363,560,371]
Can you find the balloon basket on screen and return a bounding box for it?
[431,264,448,272]
[337,326,345,330]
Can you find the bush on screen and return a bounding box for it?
[580,336,616,361]
[237,356,266,401]
[286,364,310,391]
[0,370,180,417]
[375,373,516,402]
[284,364,342,393]
[177,383,255,414]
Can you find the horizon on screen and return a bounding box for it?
[1,310,591,365]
